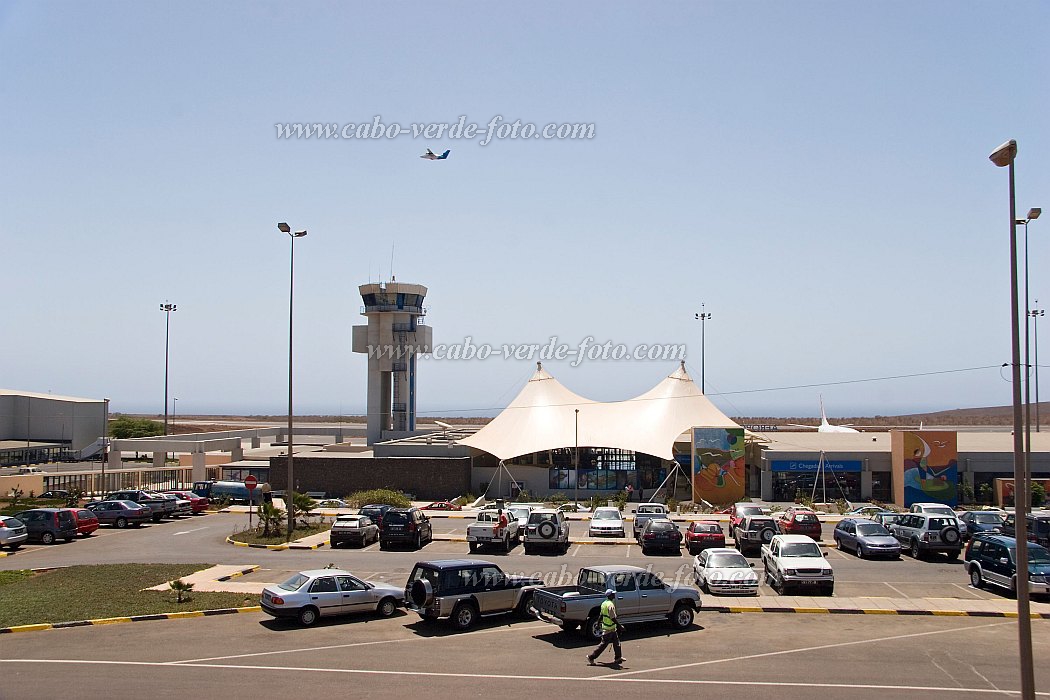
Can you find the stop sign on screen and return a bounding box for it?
[244,475,258,491]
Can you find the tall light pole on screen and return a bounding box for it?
[172,397,178,434]
[279,222,307,540]
[1016,206,1041,503]
[694,304,712,393]
[574,408,580,508]
[1033,306,1045,433]
[159,302,177,435]
[989,138,1035,700]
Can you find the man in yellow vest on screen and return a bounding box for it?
[587,589,625,665]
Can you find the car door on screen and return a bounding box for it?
[838,521,855,550]
[337,575,374,614]
[986,543,1013,588]
[307,576,345,616]
[636,572,670,615]
[418,511,432,541]
[476,566,516,612]
[602,572,639,619]
[695,550,710,586]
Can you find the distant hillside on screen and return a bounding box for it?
[737,403,1049,428]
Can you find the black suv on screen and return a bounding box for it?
[379,507,433,550]
[965,533,1050,597]
[1002,513,1050,548]
[14,508,78,544]
[359,504,394,527]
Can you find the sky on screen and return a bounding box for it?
[2,2,1049,419]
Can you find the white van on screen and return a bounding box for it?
[17,466,44,475]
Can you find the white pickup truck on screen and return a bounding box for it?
[760,534,834,595]
[466,509,520,553]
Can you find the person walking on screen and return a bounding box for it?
[625,484,634,502]
[587,589,624,665]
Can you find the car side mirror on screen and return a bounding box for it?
[749,562,755,567]
[823,551,829,557]
[999,558,1009,565]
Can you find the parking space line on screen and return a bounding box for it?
[572,545,581,557]
[884,582,909,598]
[600,619,1014,679]
[951,583,985,600]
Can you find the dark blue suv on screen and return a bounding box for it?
[964,533,1050,597]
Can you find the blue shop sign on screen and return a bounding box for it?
[770,460,862,473]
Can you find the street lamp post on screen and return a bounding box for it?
[989,138,1035,700]
[694,304,712,393]
[172,398,178,434]
[1033,306,1045,433]
[159,303,177,436]
[574,408,580,509]
[279,222,307,540]
[1019,208,1041,506]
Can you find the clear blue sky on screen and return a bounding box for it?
[2,2,1048,418]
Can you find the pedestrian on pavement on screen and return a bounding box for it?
[587,589,624,665]
[625,484,634,502]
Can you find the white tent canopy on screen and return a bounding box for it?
[459,362,739,461]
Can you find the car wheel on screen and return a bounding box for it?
[585,614,603,641]
[945,550,960,561]
[115,517,128,529]
[911,541,923,559]
[700,580,710,594]
[377,597,397,618]
[379,540,388,551]
[415,534,422,550]
[970,566,984,589]
[469,542,479,553]
[562,542,570,554]
[561,621,579,633]
[502,535,510,553]
[670,602,694,630]
[451,602,478,631]
[855,544,864,559]
[152,515,162,523]
[516,591,534,618]
[41,532,55,545]
[297,606,319,627]
[823,585,834,596]
[523,544,533,555]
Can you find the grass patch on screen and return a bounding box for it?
[228,522,330,545]
[1,498,66,516]
[0,564,259,628]
[0,570,33,587]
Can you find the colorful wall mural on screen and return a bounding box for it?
[891,431,958,507]
[692,427,745,505]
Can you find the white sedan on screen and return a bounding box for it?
[261,569,404,626]
[693,547,760,596]
[588,507,626,537]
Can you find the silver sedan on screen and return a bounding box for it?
[0,516,28,550]
[693,547,760,596]
[261,569,404,626]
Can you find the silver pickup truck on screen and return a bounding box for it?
[532,565,700,640]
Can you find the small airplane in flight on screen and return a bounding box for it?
[420,148,450,160]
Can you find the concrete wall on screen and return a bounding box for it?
[0,395,106,451]
[268,455,471,500]
[0,473,45,497]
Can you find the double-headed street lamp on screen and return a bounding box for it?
[1018,208,1041,505]
[1033,306,1045,433]
[988,138,1035,700]
[278,222,307,540]
[159,303,177,435]
[694,304,712,393]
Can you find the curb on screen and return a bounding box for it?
[700,605,1050,619]
[225,536,326,550]
[215,565,260,582]
[0,606,262,635]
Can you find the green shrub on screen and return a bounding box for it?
[109,417,164,439]
[547,492,568,505]
[1032,482,1047,508]
[977,483,993,504]
[834,498,850,515]
[346,489,411,508]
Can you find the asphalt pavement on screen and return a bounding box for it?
[1,601,1046,699]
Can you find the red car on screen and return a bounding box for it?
[685,521,726,555]
[776,508,822,539]
[66,508,100,537]
[164,490,210,514]
[422,501,462,511]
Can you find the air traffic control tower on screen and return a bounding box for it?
[352,282,433,445]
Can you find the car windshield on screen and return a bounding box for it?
[928,518,957,530]
[739,506,762,516]
[972,513,1004,524]
[336,516,361,525]
[278,573,310,591]
[781,542,823,557]
[593,510,619,520]
[708,552,749,568]
[1027,547,1050,564]
[649,521,674,531]
[747,519,774,530]
[856,523,890,536]
[924,507,955,516]
[509,508,530,519]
